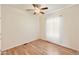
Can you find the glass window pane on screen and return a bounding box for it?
[46,16,61,40]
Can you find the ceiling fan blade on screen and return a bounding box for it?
[32,4,36,7]
[32,4,41,8]
[26,9,34,11]
[34,12,36,15]
[40,12,45,14]
[41,7,48,10]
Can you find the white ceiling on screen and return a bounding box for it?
[8,4,73,14]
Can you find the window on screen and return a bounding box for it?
[46,16,62,41]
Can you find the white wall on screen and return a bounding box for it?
[45,5,79,51]
[2,5,40,51]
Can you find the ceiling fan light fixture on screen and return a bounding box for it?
[34,7,41,14]
[26,4,48,15]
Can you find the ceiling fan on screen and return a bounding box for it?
[26,4,48,15]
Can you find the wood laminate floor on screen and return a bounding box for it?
[1,39,79,55]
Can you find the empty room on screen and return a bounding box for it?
[0,4,79,55]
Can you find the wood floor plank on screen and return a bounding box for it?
[1,39,79,55]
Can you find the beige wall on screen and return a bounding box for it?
[2,5,40,51]
[0,5,1,54]
[44,5,79,51]
[39,15,46,39]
